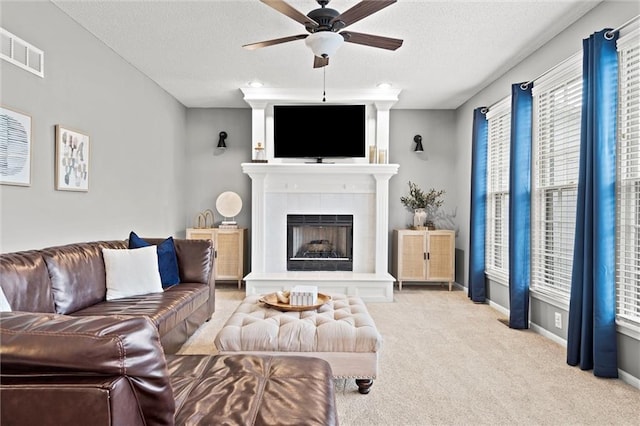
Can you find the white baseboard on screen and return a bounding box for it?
[487,300,640,389]
[530,322,567,347]
[618,369,640,390]
[488,299,509,317]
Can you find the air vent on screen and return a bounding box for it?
[1,27,44,78]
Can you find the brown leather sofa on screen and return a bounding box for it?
[0,240,338,425]
[0,239,215,354]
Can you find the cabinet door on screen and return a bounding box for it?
[398,231,427,281]
[426,231,454,281]
[214,230,242,280]
[186,229,215,242]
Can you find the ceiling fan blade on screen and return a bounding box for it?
[341,31,403,51]
[331,0,396,28]
[260,0,319,28]
[313,56,329,68]
[243,34,308,50]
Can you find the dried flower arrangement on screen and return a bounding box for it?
[400,182,446,229]
[400,181,445,211]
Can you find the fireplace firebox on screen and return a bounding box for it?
[287,214,353,271]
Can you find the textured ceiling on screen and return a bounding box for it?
[52,0,602,109]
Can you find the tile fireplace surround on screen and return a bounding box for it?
[242,163,399,302]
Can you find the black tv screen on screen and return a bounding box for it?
[273,105,366,161]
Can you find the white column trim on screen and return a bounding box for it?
[374,171,394,273]
[246,171,266,273]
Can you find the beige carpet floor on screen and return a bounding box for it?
[178,285,640,426]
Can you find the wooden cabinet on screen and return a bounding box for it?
[186,228,246,288]
[392,229,455,291]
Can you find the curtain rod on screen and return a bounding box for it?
[525,15,639,88]
[483,15,639,114]
[605,14,639,39]
[482,51,580,114]
[520,51,580,90]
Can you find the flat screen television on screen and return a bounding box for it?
[273,104,366,162]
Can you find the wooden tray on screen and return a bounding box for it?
[259,293,332,312]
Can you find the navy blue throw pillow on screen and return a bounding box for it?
[128,231,180,288]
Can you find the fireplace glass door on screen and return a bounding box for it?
[287,214,353,271]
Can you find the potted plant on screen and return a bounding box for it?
[400,181,445,229]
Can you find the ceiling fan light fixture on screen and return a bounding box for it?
[305,31,344,58]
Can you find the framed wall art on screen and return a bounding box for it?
[55,125,90,192]
[0,106,32,186]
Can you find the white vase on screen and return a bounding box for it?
[413,208,427,228]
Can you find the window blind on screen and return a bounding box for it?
[531,53,582,299]
[616,27,640,324]
[485,97,511,281]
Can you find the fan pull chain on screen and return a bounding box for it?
[322,66,326,102]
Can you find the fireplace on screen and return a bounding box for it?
[241,163,399,302]
[287,214,353,271]
[240,89,400,301]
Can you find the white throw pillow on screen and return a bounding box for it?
[0,286,11,311]
[103,246,164,301]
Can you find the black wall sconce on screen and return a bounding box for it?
[414,134,424,153]
[217,131,228,150]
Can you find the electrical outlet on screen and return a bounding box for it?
[554,312,562,329]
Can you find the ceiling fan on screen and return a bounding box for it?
[243,0,403,68]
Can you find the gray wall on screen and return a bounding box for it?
[0,1,187,252]
[387,109,458,272]
[185,108,252,230]
[183,107,459,276]
[388,109,458,232]
[453,1,640,384]
[184,107,253,269]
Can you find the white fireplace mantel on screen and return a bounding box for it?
[242,163,399,302]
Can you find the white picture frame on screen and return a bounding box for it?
[0,106,32,186]
[55,125,90,192]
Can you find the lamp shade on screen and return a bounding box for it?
[305,31,344,58]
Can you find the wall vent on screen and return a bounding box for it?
[1,27,44,78]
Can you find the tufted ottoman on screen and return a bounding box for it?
[214,293,382,394]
